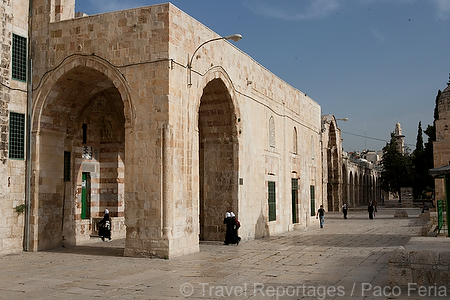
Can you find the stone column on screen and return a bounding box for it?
[162,124,173,239]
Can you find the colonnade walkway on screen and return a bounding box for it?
[1,206,447,299]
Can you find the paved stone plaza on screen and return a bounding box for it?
[1,206,447,300]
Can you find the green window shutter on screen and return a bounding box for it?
[9,112,25,159]
[310,185,315,216]
[268,181,276,221]
[12,34,27,82]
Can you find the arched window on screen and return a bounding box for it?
[269,116,275,148]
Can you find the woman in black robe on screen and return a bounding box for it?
[223,212,234,245]
[99,209,112,241]
[368,201,374,220]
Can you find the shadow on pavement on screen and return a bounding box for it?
[44,239,125,257]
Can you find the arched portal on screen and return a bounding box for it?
[327,122,339,211]
[31,61,129,250]
[198,78,239,241]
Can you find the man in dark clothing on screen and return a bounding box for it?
[316,205,325,228]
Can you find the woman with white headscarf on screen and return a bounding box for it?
[223,212,233,245]
[98,209,112,242]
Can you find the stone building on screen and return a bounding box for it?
[394,122,405,154]
[1,0,326,257]
[0,0,29,254]
[433,84,450,205]
[321,115,381,212]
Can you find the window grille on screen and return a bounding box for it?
[12,34,27,82]
[9,112,25,159]
[82,146,92,160]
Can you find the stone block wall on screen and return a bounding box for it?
[389,247,450,287]
[168,3,322,242]
[22,1,323,258]
[434,86,450,204]
[0,0,29,255]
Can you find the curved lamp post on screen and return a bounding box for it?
[188,34,242,86]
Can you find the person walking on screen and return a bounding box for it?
[368,201,374,220]
[316,205,325,228]
[223,212,234,245]
[98,209,112,242]
[342,203,348,219]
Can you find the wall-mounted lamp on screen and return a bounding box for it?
[188,34,242,87]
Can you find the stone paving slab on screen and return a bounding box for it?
[1,207,448,299]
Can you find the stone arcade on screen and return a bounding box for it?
[1,0,380,257]
[2,0,324,257]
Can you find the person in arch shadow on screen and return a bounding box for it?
[98,209,112,242]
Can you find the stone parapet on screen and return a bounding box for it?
[389,237,450,287]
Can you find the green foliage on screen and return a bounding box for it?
[14,203,26,215]
[434,90,441,125]
[410,121,434,198]
[380,132,414,202]
[415,122,424,153]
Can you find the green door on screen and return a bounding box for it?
[268,181,276,221]
[81,172,91,219]
[310,185,315,216]
[292,178,298,223]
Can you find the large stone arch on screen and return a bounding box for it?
[196,74,240,241]
[195,68,241,121]
[30,55,133,251]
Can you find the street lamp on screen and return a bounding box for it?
[188,34,242,86]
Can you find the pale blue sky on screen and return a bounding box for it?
[75,0,450,152]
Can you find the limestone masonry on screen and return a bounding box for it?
[0,0,379,257]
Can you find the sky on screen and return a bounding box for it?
[75,0,450,153]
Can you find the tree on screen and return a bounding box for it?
[415,121,424,153]
[412,122,434,198]
[380,132,413,202]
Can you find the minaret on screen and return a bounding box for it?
[394,122,405,154]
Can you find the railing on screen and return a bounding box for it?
[437,200,447,235]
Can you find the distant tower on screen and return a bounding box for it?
[394,122,405,154]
